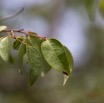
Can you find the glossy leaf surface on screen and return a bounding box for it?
[41,38,72,75]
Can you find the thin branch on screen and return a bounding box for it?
[6,30,29,46]
[1,29,47,40]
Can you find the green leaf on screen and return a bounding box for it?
[8,53,14,63]
[27,46,42,86]
[40,57,51,77]
[41,38,72,75]
[27,35,42,50]
[0,26,7,32]
[13,37,24,50]
[0,36,10,61]
[18,41,26,74]
[63,46,73,74]
[27,35,51,76]
[63,46,73,85]
[84,0,95,20]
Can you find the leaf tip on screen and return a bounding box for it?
[63,75,69,86]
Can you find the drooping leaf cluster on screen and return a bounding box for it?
[0,26,73,86]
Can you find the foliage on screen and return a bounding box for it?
[0,0,103,87]
[0,26,73,86]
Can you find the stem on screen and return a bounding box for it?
[6,31,29,46]
[2,29,47,40]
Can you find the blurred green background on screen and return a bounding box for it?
[0,0,104,103]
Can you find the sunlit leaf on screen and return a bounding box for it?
[41,38,72,75]
[0,26,7,32]
[18,40,26,74]
[0,36,10,61]
[27,46,42,86]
